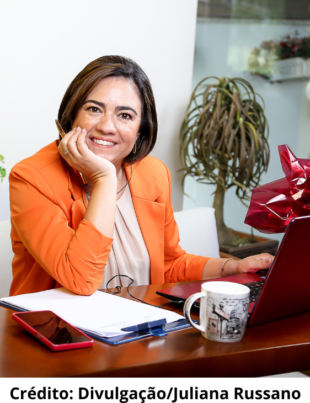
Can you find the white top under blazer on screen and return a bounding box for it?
[86,183,150,289]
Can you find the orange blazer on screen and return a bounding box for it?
[9,141,209,296]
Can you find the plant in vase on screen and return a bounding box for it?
[0,155,5,182]
[248,32,310,80]
[179,76,270,249]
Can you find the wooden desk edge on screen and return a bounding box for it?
[1,279,310,377]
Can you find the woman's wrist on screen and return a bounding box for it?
[202,257,239,280]
[222,258,238,276]
[84,172,117,238]
[91,171,117,186]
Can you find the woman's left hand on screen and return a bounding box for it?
[233,253,274,274]
[202,253,274,280]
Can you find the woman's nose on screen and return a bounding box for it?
[96,112,117,134]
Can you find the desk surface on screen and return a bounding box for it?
[1,282,310,377]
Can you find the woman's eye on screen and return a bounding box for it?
[87,106,100,113]
[120,113,131,120]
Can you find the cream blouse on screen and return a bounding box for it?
[85,184,150,289]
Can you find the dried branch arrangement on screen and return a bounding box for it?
[179,77,270,246]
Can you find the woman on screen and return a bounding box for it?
[9,56,273,296]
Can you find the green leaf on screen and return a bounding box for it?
[0,167,6,178]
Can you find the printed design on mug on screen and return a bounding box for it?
[207,297,249,341]
[207,296,214,307]
[207,317,219,335]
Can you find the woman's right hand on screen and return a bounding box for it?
[58,127,116,182]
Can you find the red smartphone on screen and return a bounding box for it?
[12,310,93,351]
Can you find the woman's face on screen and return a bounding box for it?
[72,76,142,169]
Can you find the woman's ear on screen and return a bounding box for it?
[134,134,140,146]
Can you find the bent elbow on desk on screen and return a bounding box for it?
[54,220,112,295]
[56,249,107,296]
[10,217,112,297]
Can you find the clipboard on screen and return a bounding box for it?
[0,302,196,345]
[84,318,196,345]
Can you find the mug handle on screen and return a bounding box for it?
[183,292,206,333]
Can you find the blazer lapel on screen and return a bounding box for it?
[125,162,165,284]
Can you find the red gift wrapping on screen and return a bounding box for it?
[244,145,310,234]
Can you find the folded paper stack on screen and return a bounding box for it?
[245,144,310,234]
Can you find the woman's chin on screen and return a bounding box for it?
[96,152,115,162]
[93,151,122,167]
[88,144,126,167]
[89,146,113,158]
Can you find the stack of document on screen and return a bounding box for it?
[0,288,184,338]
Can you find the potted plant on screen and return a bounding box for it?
[179,76,278,258]
[248,33,310,81]
[0,155,5,182]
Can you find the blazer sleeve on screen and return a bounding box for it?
[10,164,113,295]
[162,165,211,283]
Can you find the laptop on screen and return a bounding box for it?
[157,215,310,327]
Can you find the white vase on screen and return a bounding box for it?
[268,57,310,81]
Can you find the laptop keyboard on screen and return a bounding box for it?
[244,280,265,303]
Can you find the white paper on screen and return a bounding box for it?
[0,288,183,338]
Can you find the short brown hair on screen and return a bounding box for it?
[58,55,157,164]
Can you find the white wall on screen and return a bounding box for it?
[0,0,198,220]
[184,19,310,243]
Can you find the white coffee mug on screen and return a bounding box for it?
[184,281,250,343]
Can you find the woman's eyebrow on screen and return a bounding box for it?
[83,100,105,108]
[115,106,138,115]
[83,100,138,115]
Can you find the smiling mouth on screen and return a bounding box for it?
[90,138,117,147]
